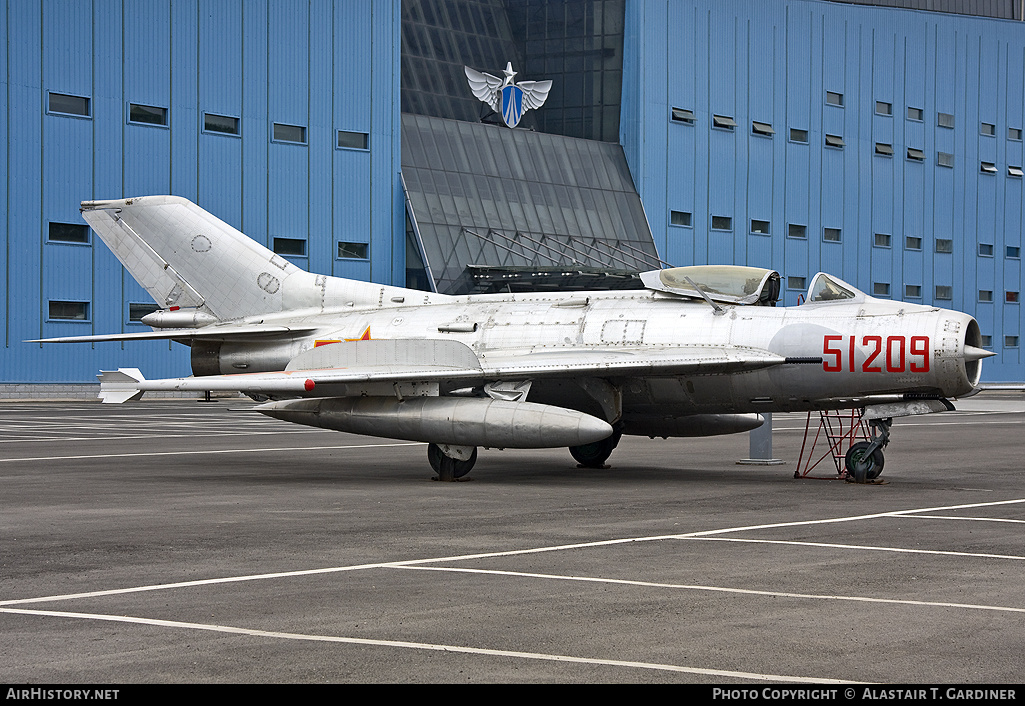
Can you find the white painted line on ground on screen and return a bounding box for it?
[900,514,1025,523]
[688,537,1025,561]
[0,441,422,463]
[4,498,1023,608]
[680,498,1025,537]
[0,428,330,445]
[0,606,860,683]
[393,565,1025,614]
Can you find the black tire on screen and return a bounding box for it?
[569,430,621,468]
[427,443,477,481]
[844,441,884,483]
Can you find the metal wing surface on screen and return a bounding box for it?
[464,66,503,112]
[515,79,553,111]
[98,339,790,402]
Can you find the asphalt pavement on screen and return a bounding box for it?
[1,395,1023,683]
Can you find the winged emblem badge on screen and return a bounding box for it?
[464,62,553,128]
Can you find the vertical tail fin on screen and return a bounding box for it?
[81,196,303,321]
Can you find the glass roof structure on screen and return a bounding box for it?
[401,113,662,294]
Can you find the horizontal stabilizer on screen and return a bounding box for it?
[97,368,146,404]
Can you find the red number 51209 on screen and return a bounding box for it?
[823,335,930,373]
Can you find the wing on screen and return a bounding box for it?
[96,338,800,403]
[515,79,553,111]
[464,66,503,112]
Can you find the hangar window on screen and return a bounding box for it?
[1009,166,1024,178]
[872,283,890,298]
[905,285,922,299]
[48,222,89,244]
[874,233,891,248]
[338,242,369,259]
[979,290,993,302]
[979,243,994,256]
[905,236,922,251]
[936,239,953,253]
[907,107,923,121]
[273,237,307,257]
[1010,128,1023,141]
[875,143,893,156]
[671,107,695,125]
[906,147,925,162]
[128,302,160,322]
[824,134,844,149]
[937,112,955,129]
[750,219,770,235]
[980,122,996,136]
[128,103,168,127]
[935,285,952,301]
[670,210,692,227]
[789,128,808,143]
[981,161,997,174]
[1005,336,1020,348]
[710,215,733,231]
[751,121,774,137]
[273,123,307,144]
[712,115,736,131]
[337,130,369,150]
[1006,291,1020,304]
[937,152,954,168]
[875,101,892,116]
[204,113,240,135]
[787,276,806,290]
[825,91,844,107]
[787,224,807,239]
[981,335,993,347]
[1007,246,1020,259]
[823,227,841,242]
[48,300,89,320]
[47,92,90,117]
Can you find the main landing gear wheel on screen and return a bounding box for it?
[844,441,884,483]
[427,443,477,482]
[569,429,622,469]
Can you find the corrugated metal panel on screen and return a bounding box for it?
[2,0,402,384]
[622,0,1025,379]
[0,0,8,349]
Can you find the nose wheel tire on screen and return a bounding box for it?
[844,441,884,483]
[428,443,477,481]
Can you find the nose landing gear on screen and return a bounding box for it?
[844,417,891,483]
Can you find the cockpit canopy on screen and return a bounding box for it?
[640,265,781,306]
[805,272,864,304]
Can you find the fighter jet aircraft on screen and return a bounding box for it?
[33,196,993,482]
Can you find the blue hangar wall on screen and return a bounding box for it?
[0,0,402,384]
[622,0,1025,382]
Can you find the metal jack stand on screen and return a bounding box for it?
[795,408,871,479]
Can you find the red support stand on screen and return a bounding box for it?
[795,408,870,480]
